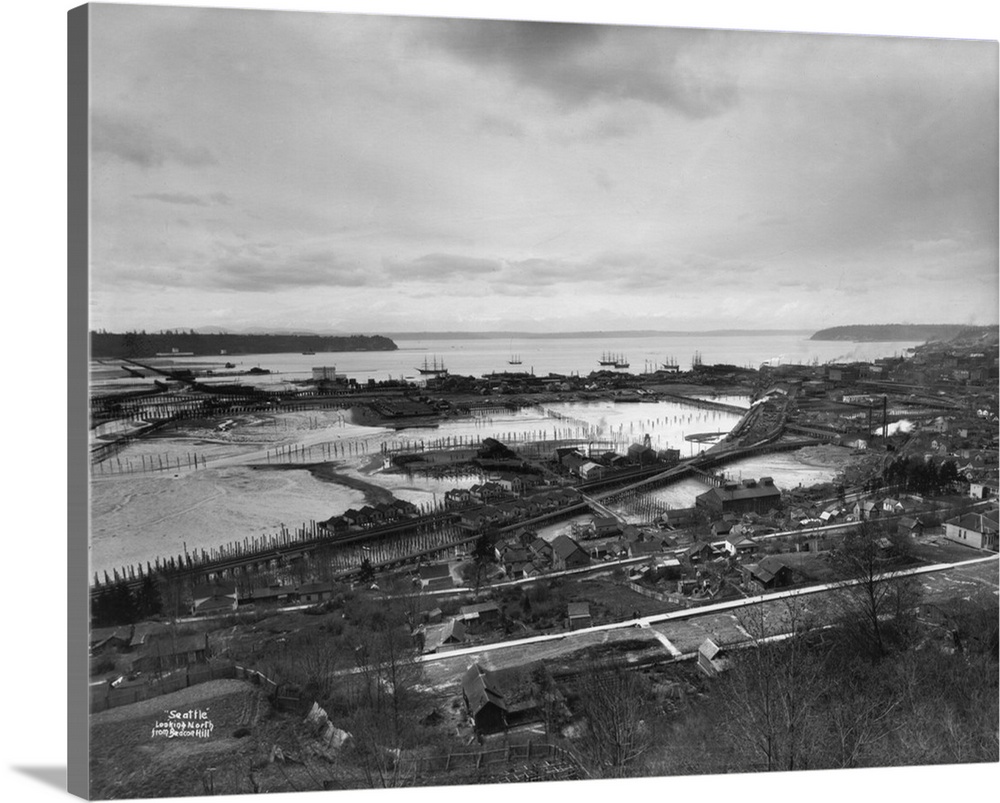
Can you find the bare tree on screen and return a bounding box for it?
[822,659,903,768]
[576,658,653,777]
[347,602,422,788]
[719,599,827,772]
[831,521,921,661]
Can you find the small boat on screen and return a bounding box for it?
[301,350,315,355]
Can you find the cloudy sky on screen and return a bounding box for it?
[87,3,998,334]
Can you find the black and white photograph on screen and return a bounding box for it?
[47,0,1000,800]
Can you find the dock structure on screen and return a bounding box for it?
[90,512,463,595]
[585,437,823,505]
[579,493,628,524]
[652,391,750,415]
[689,466,726,487]
[90,494,593,599]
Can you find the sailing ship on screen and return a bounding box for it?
[614,355,630,369]
[508,354,522,365]
[661,355,679,372]
[416,356,448,376]
[598,351,618,366]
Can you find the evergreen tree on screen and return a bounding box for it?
[135,574,162,620]
[109,581,139,625]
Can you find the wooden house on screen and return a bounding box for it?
[135,633,209,673]
[420,618,466,654]
[741,556,794,593]
[550,535,590,571]
[459,601,502,626]
[697,638,729,677]
[566,602,592,630]
[297,581,336,604]
[418,563,454,590]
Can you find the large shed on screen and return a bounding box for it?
[696,477,781,517]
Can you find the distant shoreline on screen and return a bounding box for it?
[384,329,815,340]
[89,331,398,358]
[810,324,998,342]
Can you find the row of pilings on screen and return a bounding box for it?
[92,514,467,593]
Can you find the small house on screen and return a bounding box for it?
[854,500,881,521]
[459,601,502,625]
[135,633,210,673]
[683,542,715,564]
[591,516,621,538]
[741,556,794,593]
[250,584,294,605]
[129,621,169,651]
[697,638,729,677]
[567,602,592,630]
[89,625,133,655]
[418,563,454,590]
[462,664,509,734]
[528,537,554,564]
[660,507,701,530]
[627,539,663,559]
[969,478,1000,500]
[723,533,758,557]
[550,535,590,571]
[445,488,473,508]
[943,511,1000,552]
[627,443,657,466]
[420,618,467,654]
[297,581,336,604]
[578,461,605,481]
[190,582,238,616]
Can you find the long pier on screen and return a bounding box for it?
[652,391,750,415]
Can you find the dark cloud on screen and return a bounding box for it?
[385,253,504,281]
[496,251,756,293]
[194,247,381,292]
[92,112,216,168]
[476,114,526,138]
[584,113,649,140]
[134,192,209,206]
[502,257,578,285]
[421,19,738,117]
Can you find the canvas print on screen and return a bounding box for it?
[74,3,999,798]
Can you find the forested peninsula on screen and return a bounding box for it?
[90,331,398,358]
[810,324,994,342]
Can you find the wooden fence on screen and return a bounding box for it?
[90,662,298,714]
[625,580,694,608]
[398,740,587,782]
[90,662,237,713]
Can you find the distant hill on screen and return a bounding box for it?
[90,331,398,358]
[810,324,997,343]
